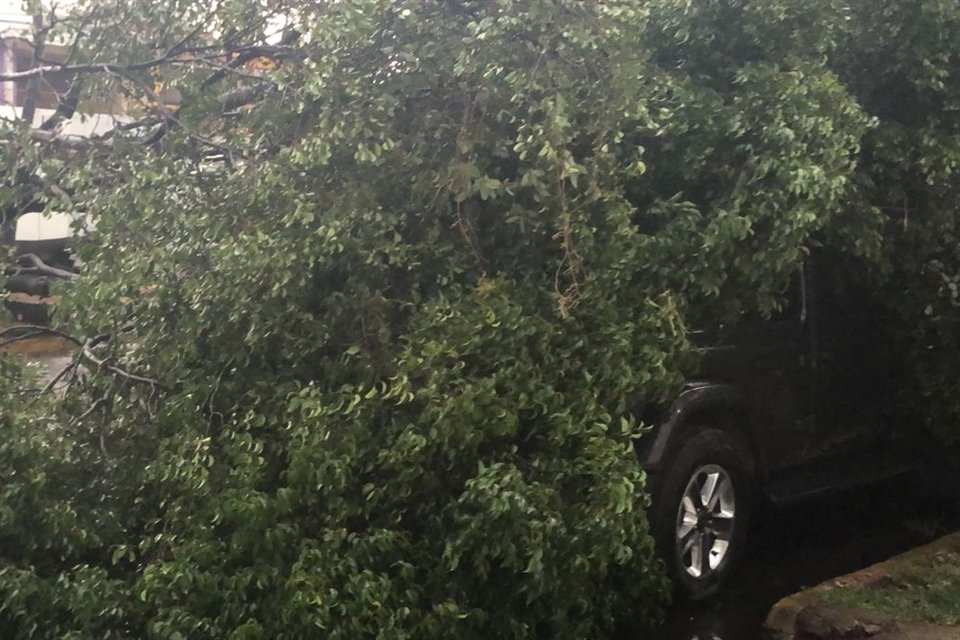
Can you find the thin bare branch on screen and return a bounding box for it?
[26,127,96,149]
[0,330,49,348]
[218,83,272,112]
[164,21,208,59]
[201,32,301,89]
[39,75,84,131]
[113,69,239,158]
[17,253,77,280]
[37,354,80,396]
[81,346,166,389]
[0,324,82,345]
[72,395,109,425]
[0,43,298,83]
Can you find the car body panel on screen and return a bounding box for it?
[639,253,908,502]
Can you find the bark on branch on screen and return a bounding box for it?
[0,43,299,83]
[17,253,78,280]
[0,324,82,345]
[81,345,166,389]
[40,75,84,131]
[0,325,166,390]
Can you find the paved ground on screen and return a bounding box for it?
[0,330,76,389]
[21,352,74,387]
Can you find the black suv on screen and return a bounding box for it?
[638,255,914,598]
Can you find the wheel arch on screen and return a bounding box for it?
[638,383,763,479]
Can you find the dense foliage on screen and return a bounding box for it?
[835,0,960,446]
[0,0,957,638]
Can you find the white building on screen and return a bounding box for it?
[0,1,124,137]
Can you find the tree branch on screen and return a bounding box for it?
[39,75,84,131]
[217,83,273,112]
[0,43,298,83]
[0,329,49,348]
[72,394,109,425]
[0,324,82,345]
[17,254,77,280]
[81,346,166,390]
[201,32,301,89]
[113,69,239,158]
[26,127,96,149]
[20,8,47,126]
[37,353,80,396]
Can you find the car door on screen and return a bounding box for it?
[702,271,817,472]
[808,253,897,457]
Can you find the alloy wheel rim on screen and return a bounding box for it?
[675,464,736,580]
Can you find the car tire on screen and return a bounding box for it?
[650,427,753,600]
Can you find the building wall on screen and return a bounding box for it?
[0,104,125,136]
[0,2,125,137]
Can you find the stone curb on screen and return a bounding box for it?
[764,531,960,639]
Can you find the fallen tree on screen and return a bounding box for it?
[0,0,956,638]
